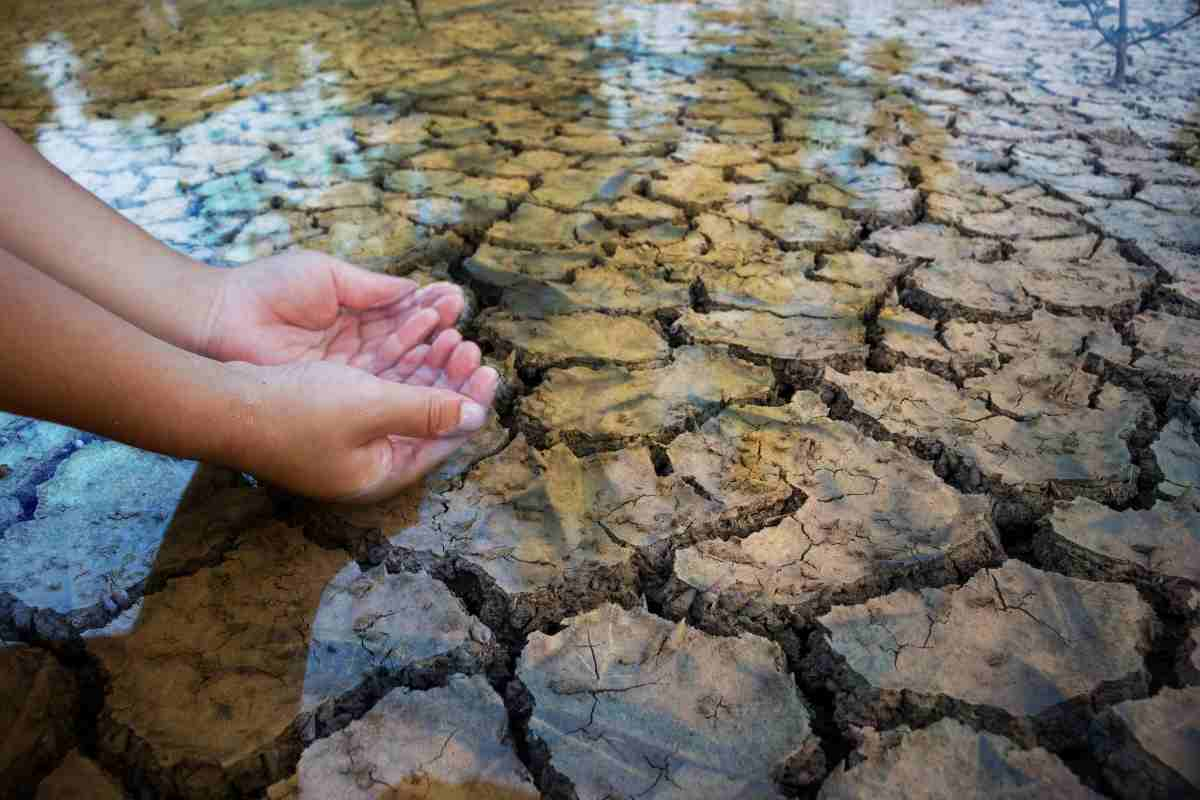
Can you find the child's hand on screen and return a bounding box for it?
[0,127,499,504]
[200,249,500,502]
[202,248,465,376]
[224,337,498,503]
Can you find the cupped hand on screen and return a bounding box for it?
[228,335,499,503]
[202,248,466,373]
[203,248,499,503]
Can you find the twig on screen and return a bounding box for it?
[1127,11,1199,46]
[1062,0,1199,86]
[1075,0,1121,46]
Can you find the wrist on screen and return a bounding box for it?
[189,358,265,474]
[168,253,227,357]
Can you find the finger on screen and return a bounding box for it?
[341,434,470,504]
[415,282,462,306]
[340,370,500,503]
[434,341,482,391]
[410,332,463,386]
[459,365,500,407]
[403,363,441,387]
[427,329,462,370]
[357,286,462,338]
[357,381,489,442]
[361,307,441,374]
[332,261,419,310]
[430,291,465,329]
[358,292,422,324]
[379,344,430,382]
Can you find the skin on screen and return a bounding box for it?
[0,124,497,502]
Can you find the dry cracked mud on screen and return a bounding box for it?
[818,719,1104,800]
[802,560,1156,750]
[33,751,127,800]
[656,393,1003,639]
[824,366,1156,512]
[1,0,1198,797]
[86,520,498,797]
[517,603,819,799]
[268,675,538,800]
[1036,496,1200,615]
[1089,688,1200,799]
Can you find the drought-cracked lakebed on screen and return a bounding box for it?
[1,0,1199,797]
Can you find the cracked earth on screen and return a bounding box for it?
[1,0,1199,797]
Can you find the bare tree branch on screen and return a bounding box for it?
[1062,0,1199,86]
[1069,0,1121,46]
[1127,11,1199,45]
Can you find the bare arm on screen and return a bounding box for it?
[0,246,489,500]
[0,124,498,501]
[0,246,236,462]
[0,124,220,354]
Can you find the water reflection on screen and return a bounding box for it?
[2,0,1198,796]
[0,413,196,619]
[139,0,182,36]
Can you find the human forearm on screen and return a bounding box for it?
[0,246,494,500]
[0,124,220,354]
[0,247,240,463]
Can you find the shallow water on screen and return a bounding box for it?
[2,1,1199,798]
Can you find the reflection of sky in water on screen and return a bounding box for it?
[5,28,404,628]
[586,0,911,178]
[10,24,465,728]
[139,0,181,33]
[594,1,703,55]
[4,6,915,629]
[0,417,195,617]
[593,1,727,135]
[19,32,438,265]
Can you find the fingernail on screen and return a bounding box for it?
[456,401,488,433]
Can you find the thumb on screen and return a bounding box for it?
[332,261,418,309]
[358,382,490,441]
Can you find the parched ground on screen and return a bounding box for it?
[1,0,1198,798]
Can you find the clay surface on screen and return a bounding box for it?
[1090,688,1200,800]
[806,561,1154,745]
[819,719,1103,800]
[269,676,537,800]
[519,603,817,799]
[2,0,1197,796]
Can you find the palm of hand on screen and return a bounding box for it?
[205,250,498,497]
[205,250,467,376]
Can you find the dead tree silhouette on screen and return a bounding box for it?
[1061,0,1200,85]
